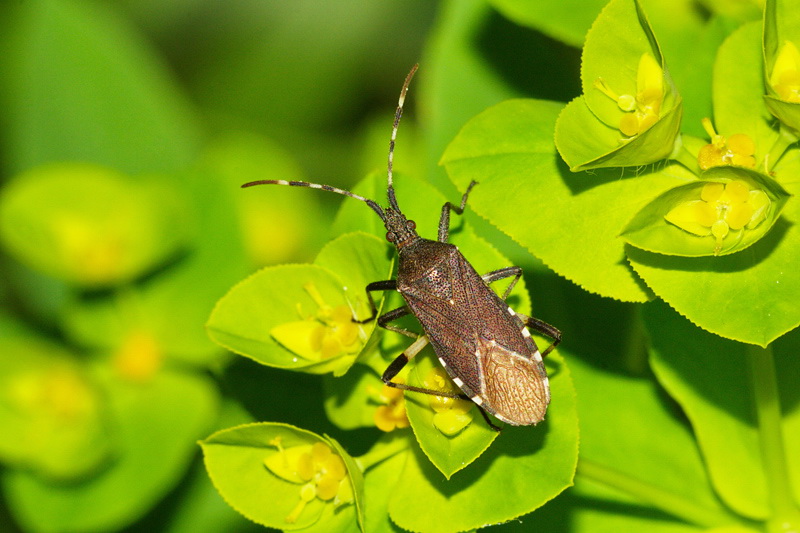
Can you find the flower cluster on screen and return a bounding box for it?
[665,180,770,254]
[270,282,363,362]
[594,53,665,137]
[264,437,352,524]
[423,368,474,436]
[373,380,409,432]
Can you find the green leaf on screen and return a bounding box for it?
[714,22,777,162]
[207,233,389,375]
[487,0,606,47]
[568,352,740,529]
[201,131,330,266]
[0,0,199,174]
[552,0,682,170]
[582,0,676,124]
[764,96,800,135]
[4,368,218,533]
[419,0,525,195]
[388,352,577,532]
[0,163,186,288]
[622,167,790,256]
[326,436,366,533]
[442,98,693,302]
[0,333,110,481]
[200,423,363,532]
[763,0,800,132]
[644,302,800,520]
[360,449,406,533]
[404,351,498,479]
[323,364,386,431]
[555,94,683,171]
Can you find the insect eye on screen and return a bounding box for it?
[407,220,416,230]
[386,231,396,242]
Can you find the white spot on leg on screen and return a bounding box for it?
[309,183,323,189]
[277,180,290,185]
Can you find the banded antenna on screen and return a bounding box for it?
[241,64,420,222]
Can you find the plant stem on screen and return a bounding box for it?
[620,308,648,376]
[354,431,412,472]
[670,135,701,175]
[764,125,798,173]
[747,344,800,532]
[577,459,743,528]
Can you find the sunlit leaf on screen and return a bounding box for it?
[200,423,362,531]
[389,352,577,532]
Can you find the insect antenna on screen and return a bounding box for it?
[386,64,418,213]
[241,179,386,220]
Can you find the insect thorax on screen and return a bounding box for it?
[396,239,458,291]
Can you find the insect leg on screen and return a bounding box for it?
[376,306,418,338]
[352,280,420,338]
[476,407,503,432]
[516,312,562,357]
[382,336,469,400]
[481,266,522,300]
[482,267,562,356]
[437,180,478,242]
[383,337,502,431]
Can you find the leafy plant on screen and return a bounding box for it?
[1,0,799,532]
[207,0,800,532]
[205,172,580,531]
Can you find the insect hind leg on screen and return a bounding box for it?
[517,312,562,357]
[382,337,469,399]
[383,336,503,432]
[438,180,478,242]
[482,266,522,300]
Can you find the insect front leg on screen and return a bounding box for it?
[438,180,478,242]
[353,279,419,338]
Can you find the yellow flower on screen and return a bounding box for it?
[270,283,364,362]
[770,40,800,102]
[372,380,409,432]
[114,330,162,382]
[665,180,770,254]
[423,368,474,436]
[697,118,756,170]
[594,52,665,136]
[264,438,352,524]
